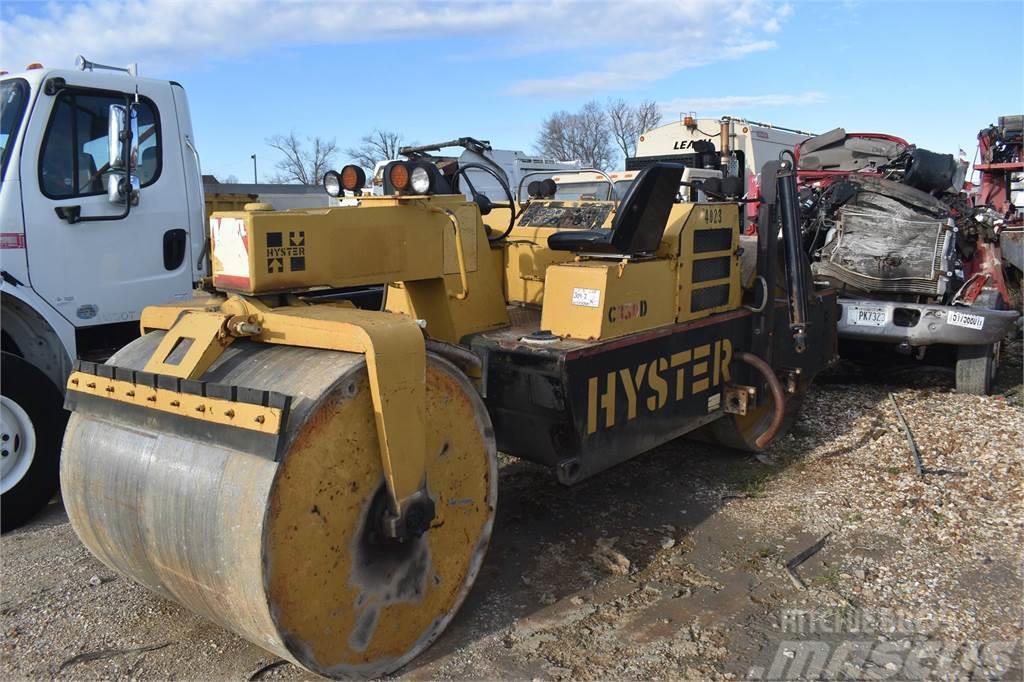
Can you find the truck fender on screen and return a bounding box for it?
[0,286,75,390]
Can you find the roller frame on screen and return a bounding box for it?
[71,294,433,540]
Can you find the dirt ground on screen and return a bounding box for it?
[2,342,1022,681]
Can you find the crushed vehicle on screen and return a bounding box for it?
[60,109,837,678]
[973,115,1023,286]
[795,125,1021,394]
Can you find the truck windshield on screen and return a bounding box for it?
[1,79,30,182]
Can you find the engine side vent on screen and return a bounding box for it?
[693,228,733,253]
[678,216,740,322]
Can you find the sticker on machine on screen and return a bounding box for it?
[211,217,251,288]
[571,287,601,308]
[947,309,984,330]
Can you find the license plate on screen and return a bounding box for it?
[847,305,887,327]
[947,309,984,330]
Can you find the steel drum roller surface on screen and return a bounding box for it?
[61,332,497,678]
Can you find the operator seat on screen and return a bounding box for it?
[547,162,684,255]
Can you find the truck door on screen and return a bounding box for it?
[20,80,194,328]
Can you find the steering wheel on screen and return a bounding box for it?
[450,163,517,242]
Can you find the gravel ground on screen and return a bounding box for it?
[2,341,1021,680]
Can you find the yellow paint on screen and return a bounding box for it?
[65,371,284,434]
[502,226,577,305]
[540,259,676,340]
[672,204,742,322]
[211,195,484,294]
[137,295,431,520]
[265,360,495,671]
[143,309,234,379]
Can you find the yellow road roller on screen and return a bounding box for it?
[60,158,837,678]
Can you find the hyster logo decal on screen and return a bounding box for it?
[265,231,306,273]
[586,338,732,434]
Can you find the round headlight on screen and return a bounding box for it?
[323,170,342,197]
[389,163,410,192]
[341,165,366,192]
[410,166,432,194]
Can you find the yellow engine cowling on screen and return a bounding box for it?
[540,202,742,341]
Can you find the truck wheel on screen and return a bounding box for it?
[955,342,999,396]
[1,352,67,532]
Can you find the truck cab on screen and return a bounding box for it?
[630,116,814,233]
[0,60,206,529]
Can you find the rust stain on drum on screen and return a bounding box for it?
[263,359,497,677]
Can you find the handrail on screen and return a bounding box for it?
[516,168,618,202]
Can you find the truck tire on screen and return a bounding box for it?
[1,352,67,532]
[955,342,998,396]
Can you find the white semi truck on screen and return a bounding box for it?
[1,59,214,529]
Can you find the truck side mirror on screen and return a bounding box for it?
[107,173,140,205]
[108,103,140,205]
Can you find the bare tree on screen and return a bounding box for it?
[265,132,338,184]
[223,174,239,184]
[535,100,615,170]
[346,130,406,171]
[607,98,663,159]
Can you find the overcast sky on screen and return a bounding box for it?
[3,0,1021,181]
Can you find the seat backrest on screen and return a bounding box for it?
[140,146,158,185]
[77,153,100,194]
[608,162,684,254]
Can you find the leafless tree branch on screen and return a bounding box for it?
[534,100,615,170]
[346,130,406,172]
[608,98,662,159]
[265,132,338,185]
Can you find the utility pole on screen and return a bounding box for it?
[251,154,257,184]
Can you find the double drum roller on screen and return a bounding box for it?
[62,333,496,677]
[60,159,837,677]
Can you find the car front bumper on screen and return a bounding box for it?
[837,298,1020,347]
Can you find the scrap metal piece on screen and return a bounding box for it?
[784,532,832,590]
[888,390,925,479]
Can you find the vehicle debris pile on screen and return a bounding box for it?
[795,124,1021,394]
